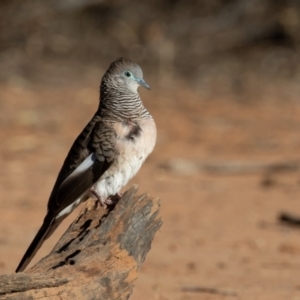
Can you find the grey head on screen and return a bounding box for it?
[101,58,150,95]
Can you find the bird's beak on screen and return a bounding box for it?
[136,78,151,90]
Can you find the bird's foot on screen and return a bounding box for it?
[90,189,108,207]
[90,189,122,207]
[107,192,123,205]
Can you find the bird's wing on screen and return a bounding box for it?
[47,113,101,204]
[47,119,117,218]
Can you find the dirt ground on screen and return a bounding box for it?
[0,82,300,299]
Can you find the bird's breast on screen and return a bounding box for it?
[93,118,156,199]
[113,117,156,179]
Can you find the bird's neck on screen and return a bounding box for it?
[98,85,150,121]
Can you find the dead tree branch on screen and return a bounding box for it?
[0,185,162,300]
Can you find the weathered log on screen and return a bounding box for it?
[0,185,162,299]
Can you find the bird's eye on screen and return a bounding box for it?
[124,71,132,78]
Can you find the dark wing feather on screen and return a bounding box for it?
[47,113,100,209]
[46,118,116,218]
[52,158,110,214]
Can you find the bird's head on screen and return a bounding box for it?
[104,58,150,93]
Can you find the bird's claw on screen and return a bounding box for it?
[90,189,122,207]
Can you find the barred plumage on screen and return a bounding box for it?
[16,57,156,272]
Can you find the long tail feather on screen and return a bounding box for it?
[15,220,53,272]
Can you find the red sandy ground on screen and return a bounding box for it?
[0,83,300,299]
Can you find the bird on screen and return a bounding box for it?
[16,57,156,272]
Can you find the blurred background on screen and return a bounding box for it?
[1,1,300,299]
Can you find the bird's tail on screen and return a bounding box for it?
[15,218,55,273]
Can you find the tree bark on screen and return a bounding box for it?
[0,185,162,300]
